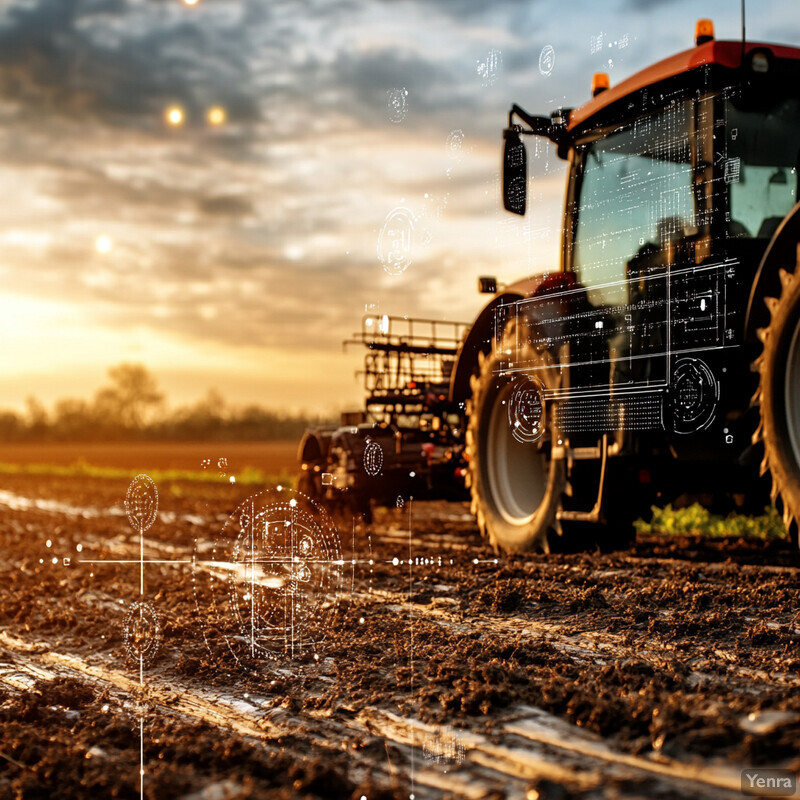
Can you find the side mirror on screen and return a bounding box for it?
[503,127,527,215]
[478,276,497,294]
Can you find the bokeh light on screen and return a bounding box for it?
[206,106,226,126]
[165,106,184,126]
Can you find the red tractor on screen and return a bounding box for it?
[452,20,800,551]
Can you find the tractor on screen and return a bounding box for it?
[297,315,469,522]
[456,19,800,551]
[300,20,800,554]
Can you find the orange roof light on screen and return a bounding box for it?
[591,73,610,97]
[695,19,714,46]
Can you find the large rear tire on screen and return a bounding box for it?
[466,324,565,552]
[753,250,800,544]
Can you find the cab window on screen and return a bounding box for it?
[726,96,799,240]
[572,100,694,307]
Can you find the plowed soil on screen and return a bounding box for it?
[1,467,799,799]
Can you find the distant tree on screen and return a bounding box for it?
[0,410,23,441]
[93,363,164,431]
[25,396,49,439]
[164,389,227,440]
[0,366,333,442]
[53,397,96,440]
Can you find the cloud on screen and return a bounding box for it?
[0,0,778,413]
[624,0,681,8]
[0,0,260,126]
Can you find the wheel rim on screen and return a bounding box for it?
[784,314,800,468]
[486,382,547,525]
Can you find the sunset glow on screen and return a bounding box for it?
[0,0,796,415]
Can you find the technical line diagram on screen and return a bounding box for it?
[75,474,191,800]
[491,82,777,439]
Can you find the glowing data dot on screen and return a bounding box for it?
[165,106,184,126]
[51,557,58,565]
[473,558,479,564]
[95,235,112,254]
[206,106,226,126]
[76,544,82,552]
[229,476,236,484]
[359,617,365,624]
[45,540,52,548]
[392,557,399,566]
[289,499,297,507]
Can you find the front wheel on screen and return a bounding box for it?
[466,326,565,552]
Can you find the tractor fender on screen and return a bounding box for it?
[745,201,800,342]
[297,428,333,466]
[449,271,572,405]
[448,292,522,406]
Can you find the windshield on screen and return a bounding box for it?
[726,97,799,239]
[573,99,693,307]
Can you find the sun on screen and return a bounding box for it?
[95,235,113,254]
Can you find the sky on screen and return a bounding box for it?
[0,0,798,416]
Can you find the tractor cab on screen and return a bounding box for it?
[504,22,800,345]
[461,20,800,553]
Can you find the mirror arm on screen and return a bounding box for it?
[508,103,570,149]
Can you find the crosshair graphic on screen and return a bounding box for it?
[76,473,190,800]
[192,487,367,664]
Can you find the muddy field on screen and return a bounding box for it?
[0,441,299,474]
[1,467,799,799]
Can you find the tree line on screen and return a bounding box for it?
[0,364,333,442]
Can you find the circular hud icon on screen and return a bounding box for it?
[125,474,158,533]
[446,129,465,160]
[193,488,343,664]
[123,601,161,665]
[539,44,555,77]
[667,357,718,435]
[377,206,415,275]
[363,438,384,477]
[508,377,546,443]
[386,87,408,123]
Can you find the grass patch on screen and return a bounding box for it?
[637,502,788,541]
[0,460,295,488]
